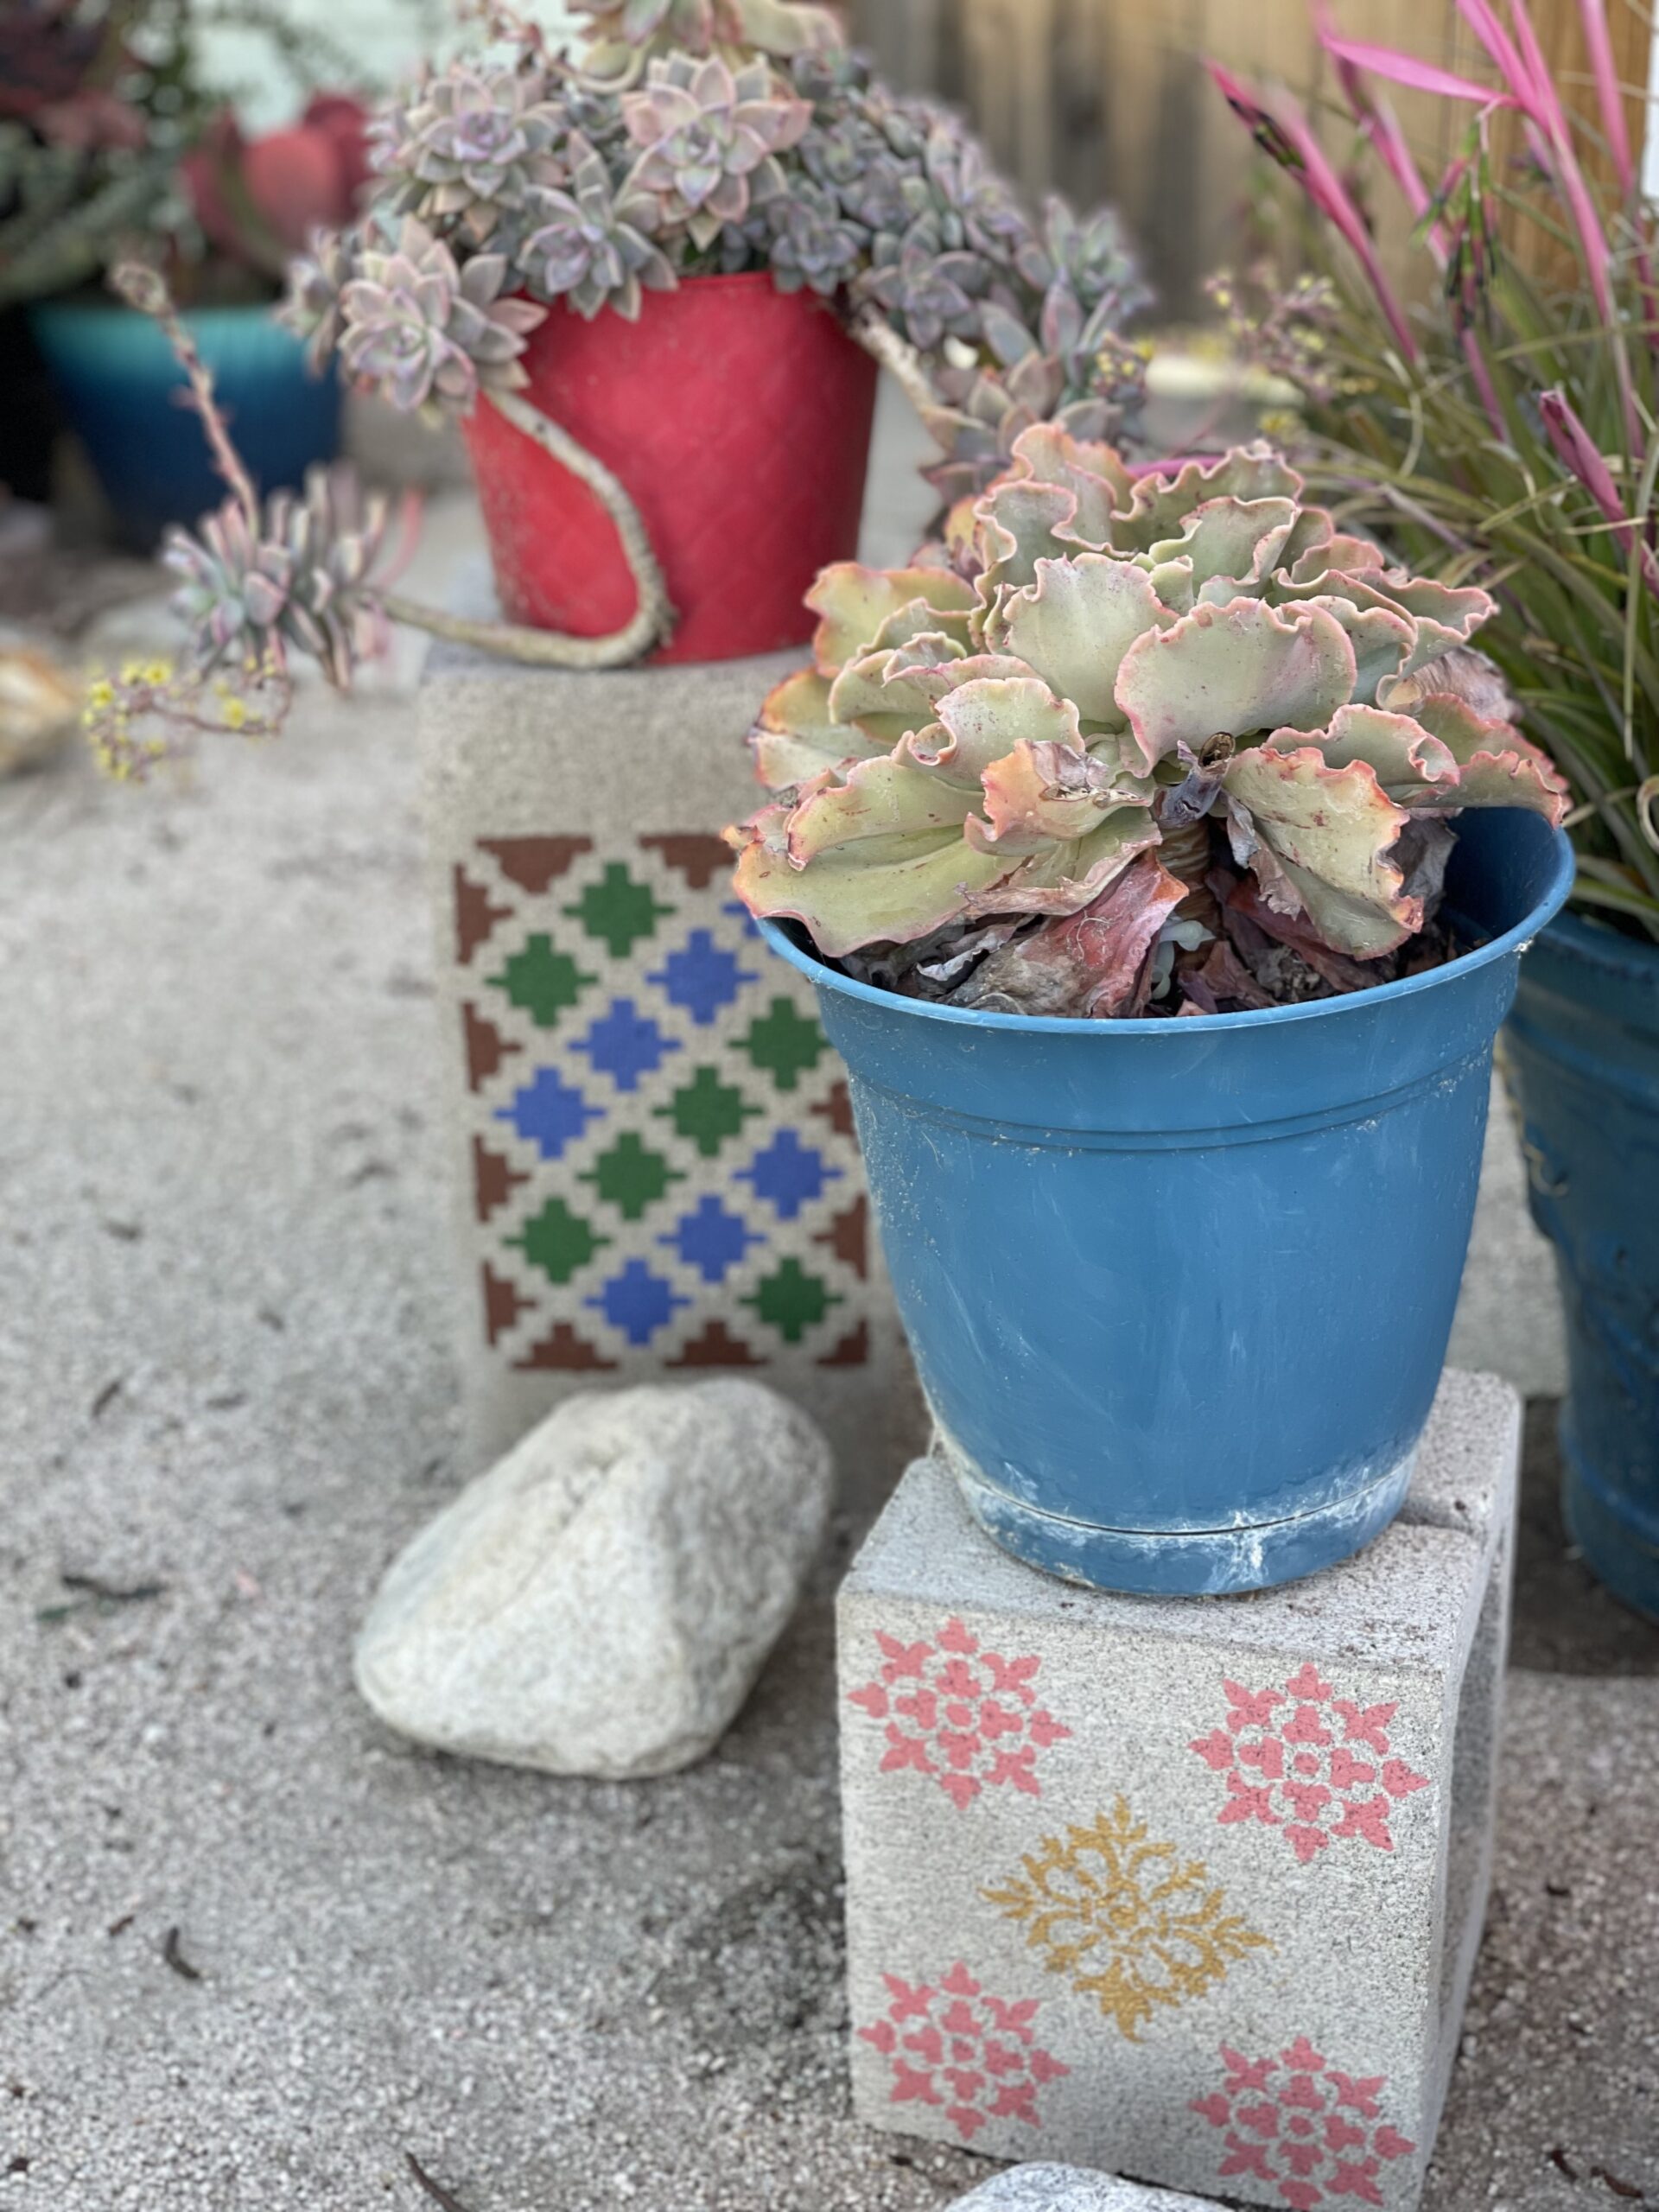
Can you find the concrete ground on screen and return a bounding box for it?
[2,391,1656,2211]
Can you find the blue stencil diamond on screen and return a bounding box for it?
[722,899,764,943]
[574,997,682,1092]
[661,1196,763,1284]
[737,1129,842,1221]
[587,1260,690,1345]
[649,930,758,1027]
[496,1068,602,1160]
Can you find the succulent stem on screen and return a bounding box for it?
[113,263,261,530]
[849,305,940,418]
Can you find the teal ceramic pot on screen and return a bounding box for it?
[29,299,340,547]
[1507,912,1659,1622]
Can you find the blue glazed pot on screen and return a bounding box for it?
[29,300,340,548]
[760,811,1573,1597]
[1506,912,1659,1622]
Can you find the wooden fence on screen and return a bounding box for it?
[845,0,1654,318]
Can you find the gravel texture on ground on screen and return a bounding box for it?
[3,506,1656,2210]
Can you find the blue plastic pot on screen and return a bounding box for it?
[29,300,340,548]
[760,811,1573,1597]
[1506,912,1659,1622]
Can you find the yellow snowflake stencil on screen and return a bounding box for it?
[982,1796,1272,2043]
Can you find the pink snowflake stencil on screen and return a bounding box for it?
[858,1961,1070,2143]
[1189,1662,1431,1864]
[1192,2037,1417,2209]
[847,1616,1071,1809]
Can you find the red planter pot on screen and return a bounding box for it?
[460,272,880,665]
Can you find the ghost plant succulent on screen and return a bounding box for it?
[283,7,1147,471]
[89,1,1152,772]
[334,215,543,423]
[728,430,1568,1018]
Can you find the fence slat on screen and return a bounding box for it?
[843,0,1652,315]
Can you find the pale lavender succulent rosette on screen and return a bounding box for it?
[124,0,1154,772]
[276,0,1150,499]
[165,463,393,689]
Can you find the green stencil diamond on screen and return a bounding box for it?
[509,1197,607,1286]
[739,997,826,1092]
[489,933,595,1028]
[655,1065,763,1159]
[743,1258,841,1344]
[581,1132,683,1221]
[563,863,673,959]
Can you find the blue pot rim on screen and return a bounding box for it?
[758,820,1575,1039]
[29,299,284,334]
[1542,906,1659,985]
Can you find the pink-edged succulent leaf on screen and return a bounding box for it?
[972,423,1137,592]
[1279,563,1494,671]
[826,645,1033,730]
[1223,742,1418,958]
[1115,598,1357,773]
[1001,423,1131,540]
[925,675,1084,785]
[1111,444,1304,552]
[976,480,1090,594]
[953,852,1188,1017]
[1287,594,1416,702]
[785,749,978,863]
[1409,695,1570,817]
[728,765,1012,956]
[865,595,979,657]
[749,667,895,787]
[982,555,1174,726]
[807,563,979,677]
[976,736,1141,852]
[728,677,1157,956]
[1145,496,1300,607]
[1315,702,1462,797]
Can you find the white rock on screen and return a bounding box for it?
[354,1379,833,1778]
[950,2169,1220,2212]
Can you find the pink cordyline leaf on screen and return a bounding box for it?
[1459,329,1508,442]
[1511,0,1614,310]
[1319,34,1513,108]
[1365,99,1439,233]
[1455,0,1533,99]
[1313,7,1445,247]
[1206,62,1419,365]
[1579,0,1634,195]
[1539,389,1659,595]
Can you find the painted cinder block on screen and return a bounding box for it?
[839,1370,1520,2211]
[420,612,911,1478]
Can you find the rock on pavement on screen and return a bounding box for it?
[950,2167,1220,2211]
[354,1378,833,1778]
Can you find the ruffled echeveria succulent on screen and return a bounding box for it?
[164,463,394,690]
[332,215,544,422]
[620,53,810,250]
[728,429,1568,1018]
[369,62,565,245]
[519,131,673,318]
